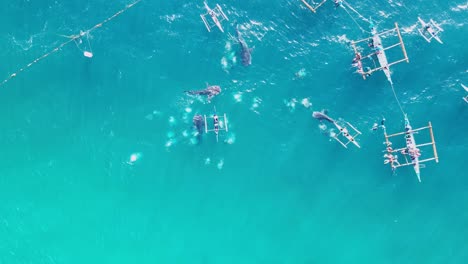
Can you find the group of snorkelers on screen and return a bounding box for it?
[375,117,422,170]
[351,38,386,76]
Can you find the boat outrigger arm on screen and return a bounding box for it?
[300,0,327,13]
[332,121,362,149]
[200,2,229,33]
[383,117,439,182]
[350,23,409,83]
[462,84,468,103]
[204,112,228,142]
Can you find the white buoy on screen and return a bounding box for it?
[83,51,93,58]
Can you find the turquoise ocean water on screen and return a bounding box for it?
[0,0,467,263]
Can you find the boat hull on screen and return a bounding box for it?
[372,33,392,83]
[405,118,421,182]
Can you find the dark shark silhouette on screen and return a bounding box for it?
[312,109,335,123]
[236,25,252,66]
[185,84,221,102]
[193,114,204,135]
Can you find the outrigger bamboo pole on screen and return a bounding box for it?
[352,36,372,44]
[301,0,317,13]
[383,42,402,51]
[386,126,431,137]
[428,122,439,163]
[395,22,410,63]
[419,157,437,163]
[350,41,367,80]
[388,58,410,67]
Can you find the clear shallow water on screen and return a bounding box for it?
[0,0,467,263]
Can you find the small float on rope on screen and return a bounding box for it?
[73,30,94,58]
[57,29,94,58]
[418,17,443,44]
[204,107,228,142]
[382,115,439,182]
[350,22,409,84]
[200,2,229,33]
[0,0,142,87]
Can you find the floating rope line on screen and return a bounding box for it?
[342,0,370,24]
[0,0,141,87]
[341,5,367,33]
[389,82,406,116]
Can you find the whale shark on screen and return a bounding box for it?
[236,25,252,66]
[193,114,204,135]
[185,84,221,102]
[312,109,335,123]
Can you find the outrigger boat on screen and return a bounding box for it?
[204,107,228,142]
[418,17,443,44]
[300,0,327,13]
[200,2,229,33]
[383,115,439,182]
[332,121,362,148]
[350,22,409,84]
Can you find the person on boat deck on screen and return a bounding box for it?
[368,39,374,48]
[375,45,383,55]
[340,127,350,137]
[424,25,436,36]
[413,148,421,157]
[334,0,342,7]
[213,114,219,131]
[352,52,362,63]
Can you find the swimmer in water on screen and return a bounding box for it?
[372,117,386,131]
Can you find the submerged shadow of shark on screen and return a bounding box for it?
[185,84,221,102]
[192,114,205,143]
[236,24,253,66]
[312,109,336,123]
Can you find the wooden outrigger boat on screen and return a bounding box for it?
[312,110,361,149]
[418,17,443,44]
[200,2,229,33]
[300,0,327,13]
[332,121,362,148]
[204,108,228,142]
[350,23,409,84]
[383,115,439,182]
